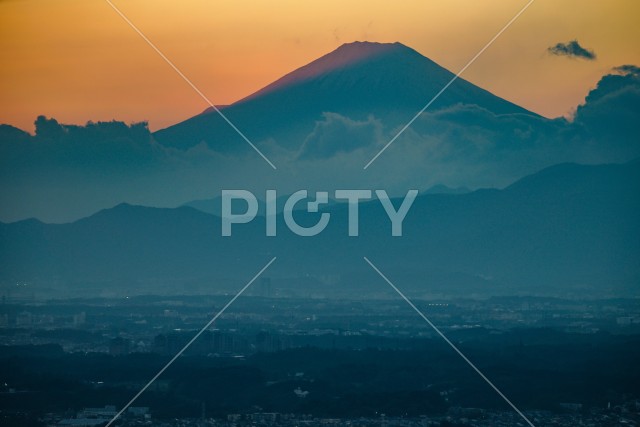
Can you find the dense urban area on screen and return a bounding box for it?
[1,281,639,426]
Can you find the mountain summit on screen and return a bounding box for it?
[154,41,536,151]
[237,42,407,102]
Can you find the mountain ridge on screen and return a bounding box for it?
[2,161,637,298]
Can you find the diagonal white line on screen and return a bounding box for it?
[363,257,536,427]
[104,0,277,169]
[364,0,535,170]
[104,257,277,427]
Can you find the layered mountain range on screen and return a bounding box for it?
[1,161,638,298]
[1,41,639,298]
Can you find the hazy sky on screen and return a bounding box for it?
[1,0,639,132]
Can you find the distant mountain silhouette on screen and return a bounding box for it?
[422,184,471,195]
[2,161,637,298]
[183,195,339,217]
[199,105,230,114]
[154,41,536,151]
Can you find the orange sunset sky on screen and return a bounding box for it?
[1,0,639,133]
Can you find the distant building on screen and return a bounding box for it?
[248,413,279,423]
[109,337,130,355]
[16,311,32,326]
[78,405,117,418]
[73,312,86,326]
[58,405,149,426]
[126,406,150,419]
[57,418,106,426]
[617,316,639,325]
[559,402,583,412]
[259,277,273,298]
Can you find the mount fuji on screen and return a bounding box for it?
[153,41,536,151]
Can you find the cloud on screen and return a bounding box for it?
[548,40,596,60]
[573,66,640,156]
[613,64,640,76]
[0,116,270,223]
[297,113,383,159]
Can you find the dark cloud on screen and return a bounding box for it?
[573,66,640,156]
[613,64,640,76]
[580,66,640,106]
[548,40,596,60]
[0,117,263,222]
[7,116,158,171]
